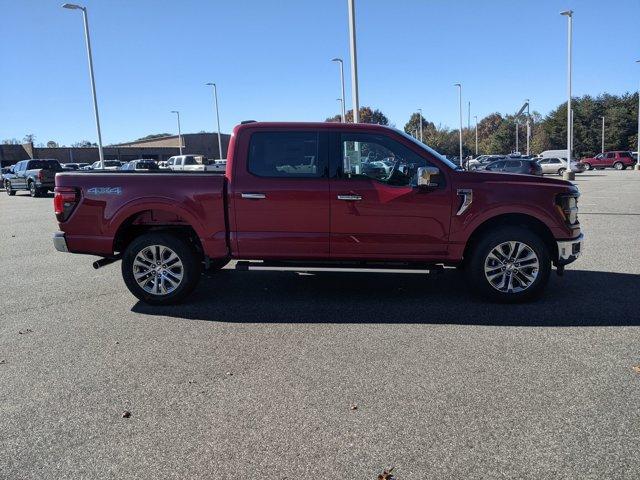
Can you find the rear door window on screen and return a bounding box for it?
[248,131,324,178]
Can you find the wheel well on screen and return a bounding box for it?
[113,210,204,259]
[463,213,557,264]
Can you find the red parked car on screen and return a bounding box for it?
[580,151,635,170]
[52,122,583,304]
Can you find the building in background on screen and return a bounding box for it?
[0,132,231,166]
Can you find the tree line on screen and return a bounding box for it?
[326,92,639,158]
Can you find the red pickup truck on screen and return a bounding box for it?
[53,122,583,304]
[580,151,636,170]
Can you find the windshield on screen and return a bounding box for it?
[393,128,461,170]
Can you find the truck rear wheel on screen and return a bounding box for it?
[465,226,551,303]
[122,232,202,305]
[6,181,15,196]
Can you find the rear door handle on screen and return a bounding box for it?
[337,194,362,201]
[241,192,266,199]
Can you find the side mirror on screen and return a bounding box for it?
[416,166,440,187]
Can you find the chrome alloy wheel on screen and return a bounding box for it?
[132,245,184,295]
[484,241,540,293]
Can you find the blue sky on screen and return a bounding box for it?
[1,0,639,146]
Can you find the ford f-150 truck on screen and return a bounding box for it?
[52,122,583,304]
[5,159,62,197]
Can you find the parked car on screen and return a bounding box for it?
[53,122,583,305]
[480,158,543,175]
[537,158,585,175]
[62,163,80,170]
[580,151,636,170]
[120,159,160,171]
[5,159,62,197]
[467,155,506,170]
[90,160,123,170]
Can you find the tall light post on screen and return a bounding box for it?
[635,60,640,170]
[331,58,347,123]
[347,0,360,123]
[515,120,519,153]
[560,10,574,180]
[417,108,423,142]
[171,111,183,155]
[454,83,463,167]
[336,98,344,118]
[205,83,223,160]
[62,3,104,169]
[525,98,531,156]
[474,115,478,156]
[467,101,471,130]
[601,116,605,154]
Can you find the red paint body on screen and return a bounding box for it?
[54,122,580,264]
[581,151,635,169]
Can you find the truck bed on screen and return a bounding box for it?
[55,171,229,258]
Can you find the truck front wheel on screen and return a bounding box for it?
[122,232,202,305]
[465,226,551,303]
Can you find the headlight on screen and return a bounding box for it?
[556,193,579,226]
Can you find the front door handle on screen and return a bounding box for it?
[241,193,266,199]
[337,194,362,201]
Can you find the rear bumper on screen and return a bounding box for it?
[556,233,583,266]
[53,231,68,253]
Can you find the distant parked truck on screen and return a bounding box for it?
[538,149,570,159]
[4,159,62,197]
[167,155,222,172]
[580,151,636,171]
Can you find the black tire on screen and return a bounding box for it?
[6,181,15,196]
[121,232,202,305]
[613,162,624,170]
[465,226,551,303]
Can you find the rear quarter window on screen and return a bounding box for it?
[248,131,323,178]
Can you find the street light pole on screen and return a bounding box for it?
[635,61,640,170]
[454,83,463,167]
[337,98,344,118]
[171,111,183,155]
[467,101,471,130]
[561,10,575,180]
[347,0,360,123]
[601,116,605,154]
[515,120,519,153]
[525,98,531,156]
[474,115,478,156]
[205,83,223,160]
[417,108,423,142]
[331,58,347,123]
[62,3,104,169]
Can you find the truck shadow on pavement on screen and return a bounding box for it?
[131,269,639,327]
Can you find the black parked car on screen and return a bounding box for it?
[4,159,62,197]
[480,158,542,176]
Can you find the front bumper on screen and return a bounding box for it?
[556,233,583,266]
[53,231,68,253]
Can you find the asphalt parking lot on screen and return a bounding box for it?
[1,171,639,479]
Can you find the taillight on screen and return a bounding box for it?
[54,187,79,222]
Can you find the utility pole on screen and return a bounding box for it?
[331,58,347,123]
[417,108,423,142]
[205,83,223,159]
[454,83,463,167]
[601,116,605,154]
[171,111,183,155]
[467,101,471,130]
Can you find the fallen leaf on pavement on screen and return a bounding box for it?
[377,467,396,480]
[350,404,358,411]
[632,366,640,373]
[18,329,33,335]
[122,410,131,418]
[0,360,6,365]
[225,372,233,376]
